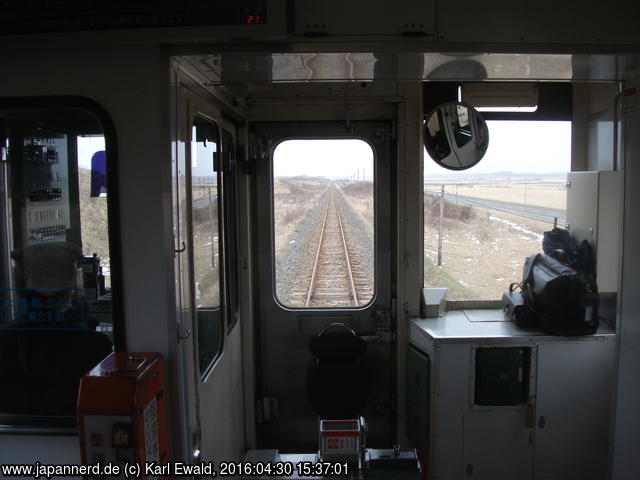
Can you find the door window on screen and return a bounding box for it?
[221,129,239,330]
[272,139,374,308]
[191,118,223,376]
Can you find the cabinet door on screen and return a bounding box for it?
[463,410,533,480]
[534,340,615,480]
[406,346,429,454]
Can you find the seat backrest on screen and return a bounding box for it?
[11,241,82,292]
[0,328,112,417]
[306,324,370,419]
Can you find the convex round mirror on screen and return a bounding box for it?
[424,102,489,170]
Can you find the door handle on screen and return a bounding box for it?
[177,325,191,340]
[538,416,546,429]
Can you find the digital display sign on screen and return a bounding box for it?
[0,0,267,35]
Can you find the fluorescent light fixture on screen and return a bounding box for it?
[461,83,539,113]
[476,105,538,112]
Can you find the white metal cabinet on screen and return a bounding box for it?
[409,311,616,480]
[534,341,615,480]
[463,410,533,480]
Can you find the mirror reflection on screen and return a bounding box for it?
[424,102,489,170]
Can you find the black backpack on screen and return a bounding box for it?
[522,253,599,335]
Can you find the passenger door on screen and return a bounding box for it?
[254,121,394,450]
[173,84,237,462]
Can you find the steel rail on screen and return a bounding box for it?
[335,194,358,306]
[305,188,359,307]
[305,190,331,307]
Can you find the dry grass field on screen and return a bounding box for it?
[78,168,110,285]
[273,176,330,258]
[192,203,220,308]
[424,193,554,301]
[192,181,217,201]
[272,175,560,303]
[273,177,374,258]
[338,180,374,237]
[425,177,567,210]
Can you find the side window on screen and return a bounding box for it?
[191,117,223,376]
[272,139,374,308]
[0,105,117,426]
[424,120,571,301]
[222,129,239,331]
[77,135,110,289]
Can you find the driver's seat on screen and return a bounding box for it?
[305,323,370,419]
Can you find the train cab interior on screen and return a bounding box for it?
[0,2,640,479]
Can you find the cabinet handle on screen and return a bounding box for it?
[538,416,546,429]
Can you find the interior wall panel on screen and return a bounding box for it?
[439,1,640,46]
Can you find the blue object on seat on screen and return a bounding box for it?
[90,150,106,197]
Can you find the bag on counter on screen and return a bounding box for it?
[542,227,594,274]
[522,253,599,335]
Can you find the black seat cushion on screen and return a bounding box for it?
[306,363,370,419]
[309,332,366,361]
[306,330,370,418]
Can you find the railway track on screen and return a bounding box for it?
[304,188,369,308]
[425,191,566,225]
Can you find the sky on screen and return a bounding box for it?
[274,139,374,180]
[424,120,571,176]
[273,121,571,179]
[77,136,105,169]
[76,120,571,178]
[192,136,217,177]
[77,134,217,177]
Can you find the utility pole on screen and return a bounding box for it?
[437,184,444,266]
[208,185,216,267]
